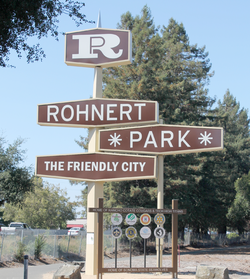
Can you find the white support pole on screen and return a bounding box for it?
[85,66,104,275]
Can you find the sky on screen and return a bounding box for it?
[0,0,249,216]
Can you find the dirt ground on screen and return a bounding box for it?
[0,245,249,279]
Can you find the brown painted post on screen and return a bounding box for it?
[172,199,178,278]
[97,198,104,279]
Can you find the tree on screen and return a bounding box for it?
[3,179,76,229]
[0,0,93,67]
[0,137,33,206]
[227,159,250,233]
[192,90,250,233]
[102,6,216,232]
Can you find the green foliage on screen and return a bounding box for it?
[14,241,27,262]
[102,5,216,232]
[34,235,46,259]
[227,171,250,233]
[100,6,250,234]
[0,137,33,206]
[226,232,239,240]
[0,0,94,67]
[3,180,76,229]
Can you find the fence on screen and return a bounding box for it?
[0,229,249,262]
[190,232,250,247]
[0,229,86,261]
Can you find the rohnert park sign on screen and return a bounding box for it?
[65,28,132,68]
[99,124,223,155]
[35,153,156,182]
[37,99,159,128]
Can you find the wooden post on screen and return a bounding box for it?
[172,199,178,278]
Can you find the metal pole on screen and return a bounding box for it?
[144,239,146,268]
[67,234,71,258]
[78,232,83,256]
[129,240,132,268]
[115,238,117,268]
[158,237,161,268]
[0,234,4,261]
[24,254,28,279]
[53,235,56,258]
[172,199,178,278]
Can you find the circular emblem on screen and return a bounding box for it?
[140,226,151,239]
[112,227,122,239]
[125,226,137,240]
[154,227,166,239]
[154,214,165,225]
[125,213,137,225]
[140,213,151,226]
[111,213,123,226]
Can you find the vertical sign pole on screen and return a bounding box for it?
[172,199,178,278]
[97,198,104,279]
[157,154,164,267]
[85,65,104,275]
[157,119,164,268]
[115,239,118,268]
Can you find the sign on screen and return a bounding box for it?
[125,213,137,225]
[35,152,157,182]
[99,124,223,155]
[154,214,165,225]
[140,213,151,226]
[111,213,123,226]
[154,227,166,239]
[112,227,122,239]
[87,233,94,245]
[65,28,132,68]
[125,227,137,240]
[37,99,159,128]
[89,207,186,215]
[140,226,151,239]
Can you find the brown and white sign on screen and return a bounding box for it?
[37,98,159,128]
[35,153,156,182]
[99,124,223,155]
[65,28,132,68]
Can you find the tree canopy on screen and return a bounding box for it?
[0,0,93,67]
[2,178,76,229]
[0,137,33,206]
[100,6,250,234]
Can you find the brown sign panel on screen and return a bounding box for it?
[37,98,159,128]
[35,153,156,182]
[99,124,223,155]
[89,207,186,215]
[65,28,132,68]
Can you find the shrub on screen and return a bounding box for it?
[14,241,27,262]
[34,235,46,259]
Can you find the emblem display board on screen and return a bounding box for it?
[65,28,132,68]
[89,198,186,278]
[35,152,157,182]
[99,124,223,155]
[37,98,159,128]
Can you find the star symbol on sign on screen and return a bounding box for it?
[108,133,122,147]
[198,131,213,146]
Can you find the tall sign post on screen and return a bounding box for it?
[86,65,103,275]
[64,14,133,276]
[35,13,224,278]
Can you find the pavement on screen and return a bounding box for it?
[0,255,195,279]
